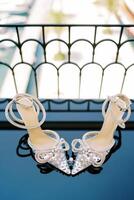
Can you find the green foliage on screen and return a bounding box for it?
[94,0,119,12]
[54,52,66,61]
[105,0,118,12]
[103,27,113,34]
[49,11,67,23]
[48,10,73,61]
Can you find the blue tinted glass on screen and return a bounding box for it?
[0,129,134,200]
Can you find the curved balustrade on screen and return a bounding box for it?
[0,24,134,99]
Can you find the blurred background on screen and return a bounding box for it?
[0,0,134,99]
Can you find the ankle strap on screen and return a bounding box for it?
[5,93,46,129]
[102,94,131,128]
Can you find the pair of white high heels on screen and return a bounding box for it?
[5,93,131,175]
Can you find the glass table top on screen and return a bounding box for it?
[0,129,134,200]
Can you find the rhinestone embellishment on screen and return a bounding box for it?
[71,138,108,175]
[33,138,71,175]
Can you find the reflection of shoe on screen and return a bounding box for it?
[5,93,70,175]
[71,94,131,175]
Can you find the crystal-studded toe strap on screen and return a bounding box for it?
[33,137,71,174]
[72,139,109,167]
[30,138,69,164]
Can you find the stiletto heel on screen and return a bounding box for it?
[71,94,131,175]
[5,93,71,175]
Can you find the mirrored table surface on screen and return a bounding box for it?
[0,129,134,200]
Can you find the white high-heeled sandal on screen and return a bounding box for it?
[71,94,131,175]
[5,93,71,175]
